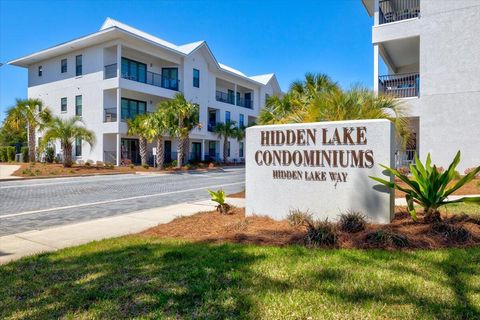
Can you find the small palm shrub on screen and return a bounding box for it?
[104,162,114,169]
[338,210,367,233]
[370,151,480,222]
[142,164,149,169]
[129,163,135,169]
[431,221,471,242]
[208,189,231,214]
[365,229,409,247]
[44,147,55,163]
[304,219,338,247]
[287,209,312,226]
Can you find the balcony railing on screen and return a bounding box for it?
[207,122,217,132]
[216,91,234,105]
[104,108,117,122]
[379,73,419,98]
[236,97,253,109]
[379,0,420,25]
[104,63,180,91]
[395,149,416,168]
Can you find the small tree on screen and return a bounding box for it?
[5,98,51,162]
[40,116,95,167]
[145,107,171,170]
[214,121,244,163]
[127,114,149,166]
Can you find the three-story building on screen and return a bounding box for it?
[362,0,480,171]
[9,18,281,165]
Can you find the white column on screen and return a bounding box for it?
[373,44,379,96]
[116,43,122,78]
[374,0,380,26]
[234,84,237,106]
[116,133,121,166]
[201,139,205,161]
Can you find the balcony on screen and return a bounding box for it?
[236,97,253,109]
[104,63,180,91]
[104,107,117,122]
[379,73,419,98]
[216,90,234,105]
[208,122,217,132]
[379,0,420,25]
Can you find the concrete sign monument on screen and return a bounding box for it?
[246,119,395,224]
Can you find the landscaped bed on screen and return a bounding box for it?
[142,206,480,250]
[5,162,222,178]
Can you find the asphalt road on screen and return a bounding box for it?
[0,168,245,236]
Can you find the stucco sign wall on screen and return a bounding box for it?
[245,119,395,224]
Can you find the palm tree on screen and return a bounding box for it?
[4,98,51,162]
[40,116,95,167]
[214,121,241,163]
[145,107,170,170]
[127,114,149,166]
[167,93,200,168]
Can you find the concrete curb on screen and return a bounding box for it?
[0,197,245,265]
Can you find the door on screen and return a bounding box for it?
[192,142,201,162]
[121,138,140,164]
[161,68,178,90]
[208,141,216,161]
[244,92,252,108]
[164,140,172,163]
[208,111,217,131]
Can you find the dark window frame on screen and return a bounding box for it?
[239,142,244,158]
[121,57,147,83]
[120,97,147,121]
[75,137,82,157]
[75,55,82,76]
[193,68,200,88]
[75,95,82,116]
[61,59,67,73]
[225,111,231,124]
[61,97,67,113]
[38,66,43,77]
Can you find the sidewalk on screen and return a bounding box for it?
[0,197,246,265]
[0,164,21,180]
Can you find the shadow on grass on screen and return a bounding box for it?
[0,238,479,319]
[0,238,279,319]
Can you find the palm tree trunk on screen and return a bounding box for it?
[223,136,228,163]
[176,137,183,168]
[28,123,36,162]
[63,143,73,167]
[156,136,164,170]
[182,137,189,165]
[139,137,147,166]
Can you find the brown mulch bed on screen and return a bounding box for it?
[141,207,480,250]
[228,191,245,198]
[8,162,224,178]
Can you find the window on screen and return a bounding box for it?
[61,59,67,73]
[75,137,82,156]
[239,114,244,127]
[61,97,67,112]
[75,55,82,76]
[38,66,43,77]
[121,98,147,120]
[225,111,231,123]
[227,141,231,157]
[193,68,200,88]
[265,93,270,102]
[162,67,179,90]
[75,95,82,116]
[239,142,244,158]
[227,89,234,104]
[121,57,147,83]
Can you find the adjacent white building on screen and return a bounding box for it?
[362,0,480,171]
[9,18,281,165]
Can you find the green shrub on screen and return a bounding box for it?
[370,151,480,222]
[142,163,149,169]
[129,163,135,169]
[44,147,55,163]
[304,219,338,247]
[338,210,367,233]
[104,162,114,169]
[85,161,91,167]
[365,229,409,247]
[431,221,471,242]
[171,160,178,168]
[21,147,29,162]
[5,146,15,162]
[208,189,231,214]
[0,146,6,162]
[287,209,312,227]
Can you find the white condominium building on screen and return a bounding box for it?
[362,0,480,171]
[9,18,281,165]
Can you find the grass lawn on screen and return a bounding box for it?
[1,237,479,319]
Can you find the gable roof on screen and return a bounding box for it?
[9,17,278,88]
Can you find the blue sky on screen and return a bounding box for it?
[0,0,378,120]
